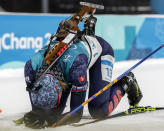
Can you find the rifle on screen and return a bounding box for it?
[26,2,104,93]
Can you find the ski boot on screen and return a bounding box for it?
[120,72,143,107]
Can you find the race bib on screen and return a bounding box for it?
[101,55,114,82]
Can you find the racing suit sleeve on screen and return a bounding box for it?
[69,54,88,123]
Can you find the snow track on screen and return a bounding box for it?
[0,58,164,131]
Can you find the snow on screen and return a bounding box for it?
[0,58,164,131]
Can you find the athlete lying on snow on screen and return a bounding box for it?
[24,35,142,129]
[23,2,143,129]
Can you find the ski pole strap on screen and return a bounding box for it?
[51,44,164,127]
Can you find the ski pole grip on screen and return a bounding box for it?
[52,113,71,128]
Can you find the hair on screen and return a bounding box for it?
[58,80,67,90]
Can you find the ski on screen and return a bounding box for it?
[14,106,164,127]
[71,106,164,127]
[13,117,24,125]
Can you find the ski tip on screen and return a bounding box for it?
[13,117,24,125]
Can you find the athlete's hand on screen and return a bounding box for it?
[24,111,48,129]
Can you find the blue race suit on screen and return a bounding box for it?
[24,35,125,123]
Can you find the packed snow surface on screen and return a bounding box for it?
[0,58,164,131]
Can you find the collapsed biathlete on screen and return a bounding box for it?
[23,1,143,129]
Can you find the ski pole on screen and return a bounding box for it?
[52,44,164,127]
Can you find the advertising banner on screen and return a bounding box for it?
[96,15,164,61]
[1,14,164,69]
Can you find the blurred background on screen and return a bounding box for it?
[0,0,163,14]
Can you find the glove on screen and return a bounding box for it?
[24,111,49,129]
